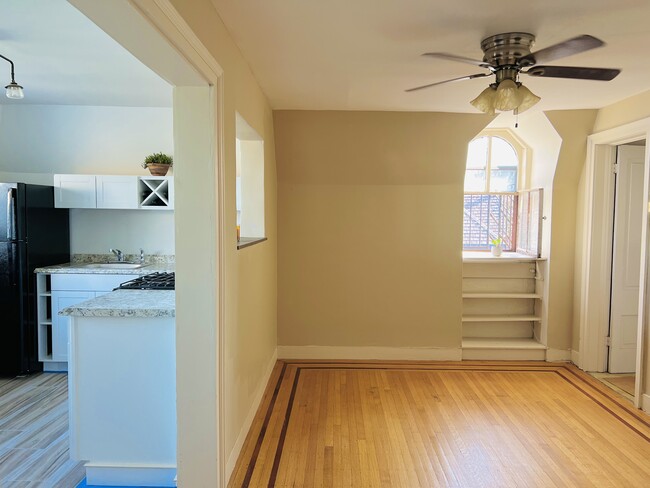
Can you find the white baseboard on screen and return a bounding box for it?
[571,349,580,366]
[277,345,462,361]
[85,463,176,486]
[225,348,278,481]
[642,394,650,414]
[43,362,67,372]
[546,348,572,362]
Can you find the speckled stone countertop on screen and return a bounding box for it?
[34,262,175,275]
[35,254,175,275]
[59,290,175,318]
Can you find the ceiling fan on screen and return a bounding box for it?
[406,32,621,114]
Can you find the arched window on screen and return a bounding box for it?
[463,134,522,251]
[465,136,519,192]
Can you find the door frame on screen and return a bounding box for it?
[70,0,227,484]
[579,117,650,408]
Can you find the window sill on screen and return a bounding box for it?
[462,251,545,263]
[237,237,267,250]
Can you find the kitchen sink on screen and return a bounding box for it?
[80,263,148,269]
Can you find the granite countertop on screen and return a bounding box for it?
[59,289,175,318]
[35,262,175,275]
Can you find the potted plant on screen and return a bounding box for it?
[142,152,173,176]
[490,237,503,257]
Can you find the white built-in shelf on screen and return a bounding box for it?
[462,315,542,322]
[462,293,542,299]
[462,337,546,350]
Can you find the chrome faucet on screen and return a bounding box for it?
[110,248,125,262]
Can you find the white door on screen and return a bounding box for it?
[609,145,646,373]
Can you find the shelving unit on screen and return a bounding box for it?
[138,176,174,209]
[36,273,60,369]
[461,256,547,360]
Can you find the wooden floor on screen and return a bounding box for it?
[0,373,85,487]
[229,361,650,487]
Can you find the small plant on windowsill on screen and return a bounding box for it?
[142,152,173,176]
[490,237,503,257]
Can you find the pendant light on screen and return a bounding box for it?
[0,54,24,100]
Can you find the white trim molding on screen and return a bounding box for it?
[85,463,176,487]
[642,393,650,414]
[278,346,462,361]
[225,349,278,481]
[580,116,650,410]
[546,348,572,362]
[571,349,580,366]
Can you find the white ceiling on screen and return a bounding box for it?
[211,0,650,113]
[0,0,172,107]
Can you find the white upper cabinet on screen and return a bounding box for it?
[54,174,96,208]
[96,176,138,209]
[54,174,172,210]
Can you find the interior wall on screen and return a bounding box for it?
[593,89,650,133]
[275,110,491,352]
[167,0,278,479]
[0,104,175,255]
[544,110,598,352]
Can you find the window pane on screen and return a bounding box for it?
[466,137,488,169]
[490,169,517,192]
[490,137,518,169]
[465,169,486,192]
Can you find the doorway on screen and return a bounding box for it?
[579,118,650,410]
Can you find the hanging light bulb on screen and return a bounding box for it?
[494,79,523,111]
[5,81,24,99]
[0,54,24,100]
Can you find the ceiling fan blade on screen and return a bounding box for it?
[524,65,620,81]
[422,52,490,68]
[518,35,604,67]
[405,73,490,92]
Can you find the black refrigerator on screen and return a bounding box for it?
[0,183,69,377]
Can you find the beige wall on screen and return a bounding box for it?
[593,89,650,133]
[169,0,278,478]
[544,111,597,351]
[275,110,490,350]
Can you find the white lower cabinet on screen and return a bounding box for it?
[51,291,95,362]
[39,273,138,372]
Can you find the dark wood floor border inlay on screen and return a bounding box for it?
[241,363,287,488]
[235,361,650,488]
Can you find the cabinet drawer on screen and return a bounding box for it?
[52,273,137,292]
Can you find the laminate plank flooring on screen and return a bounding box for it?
[0,373,85,487]
[229,361,650,488]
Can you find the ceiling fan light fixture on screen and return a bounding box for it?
[470,86,497,114]
[516,84,540,113]
[494,79,523,111]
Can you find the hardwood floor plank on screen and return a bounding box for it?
[228,361,650,488]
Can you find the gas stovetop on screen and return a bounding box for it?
[116,272,175,290]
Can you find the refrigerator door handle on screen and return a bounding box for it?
[6,187,15,240]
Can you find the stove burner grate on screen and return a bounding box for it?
[116,272,175,290]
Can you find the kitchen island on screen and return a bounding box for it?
[60,289,176,487]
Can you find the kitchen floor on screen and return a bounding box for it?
[0,373,85,487]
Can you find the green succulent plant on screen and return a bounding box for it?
[490,237,503,246]
[142,152,173,168]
